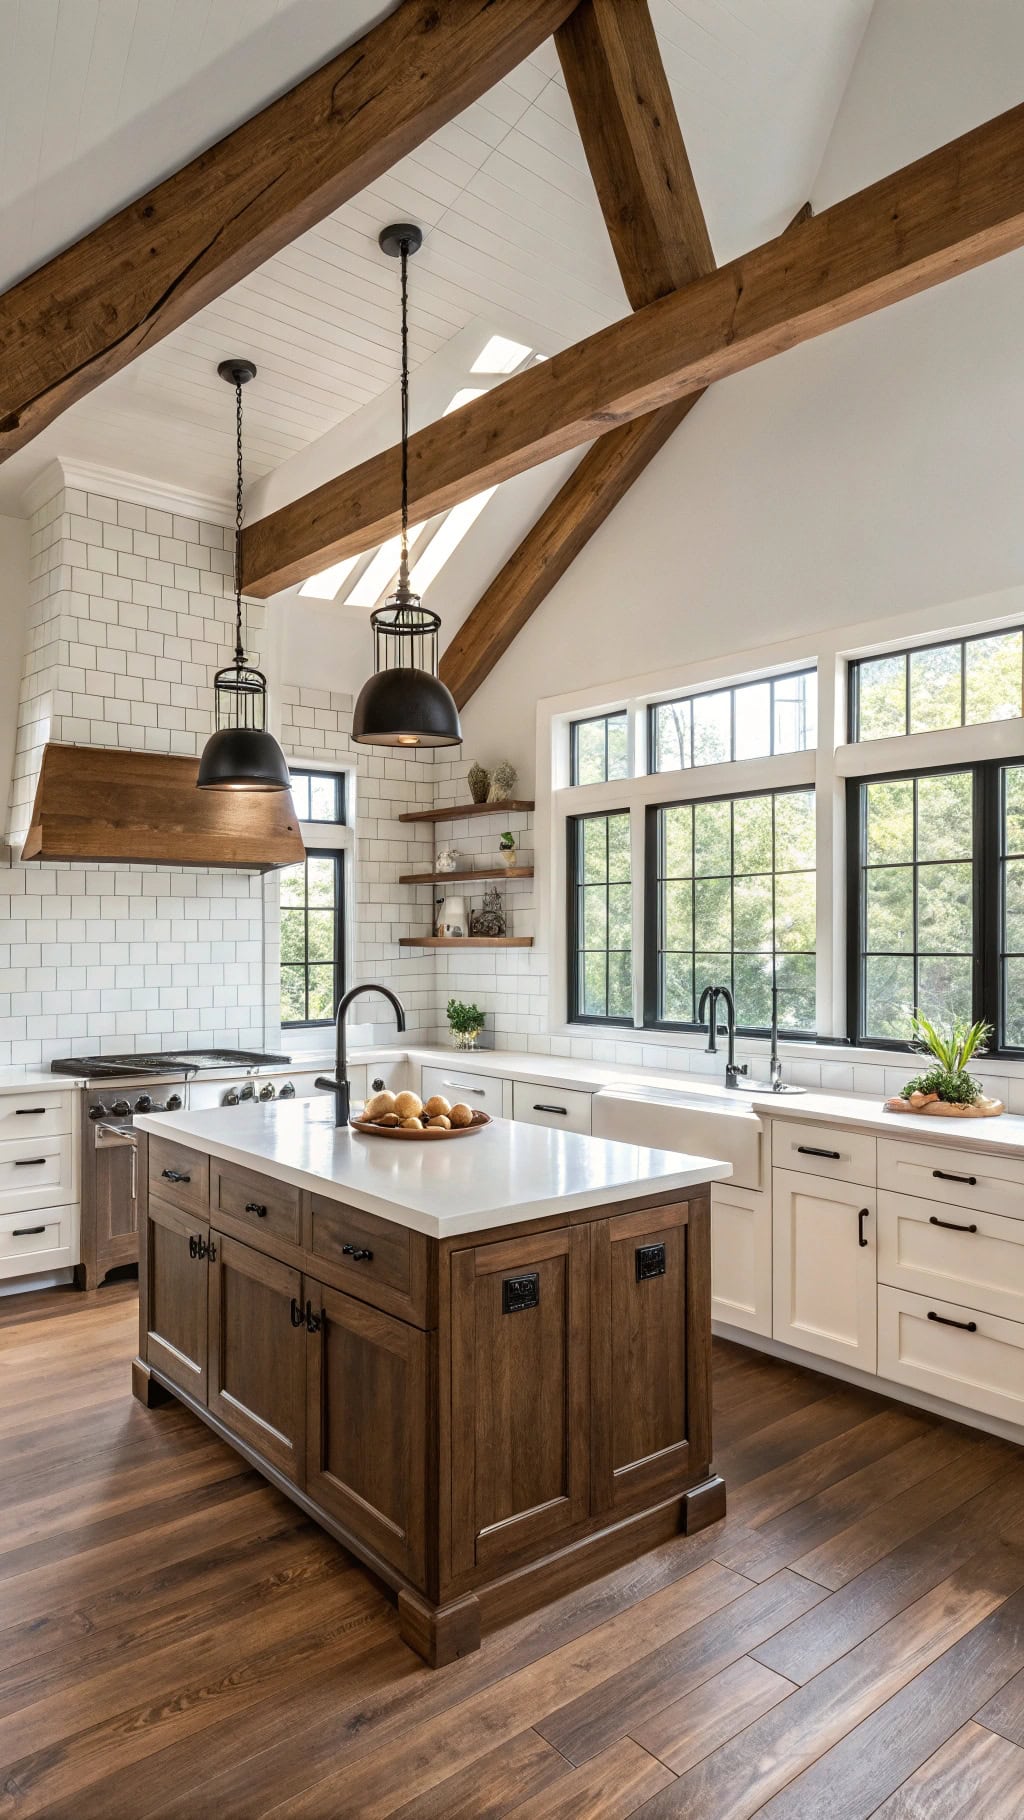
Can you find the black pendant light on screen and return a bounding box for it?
[197,359,291,791]
[352,225,462,749]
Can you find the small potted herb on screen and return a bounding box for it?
[886,1012,1004,1117]
[498,831,517,868]
[447,998,485,1051]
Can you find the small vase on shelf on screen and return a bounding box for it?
[468,762,490,804]
[499,832,516,868]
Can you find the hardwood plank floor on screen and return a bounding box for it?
[0,1288,1021,1818]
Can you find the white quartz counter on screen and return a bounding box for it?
[0,1069,84,1092]
[136,1098,731,1240]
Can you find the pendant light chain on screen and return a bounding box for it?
[398,235,411,600]
[233,374,246,666]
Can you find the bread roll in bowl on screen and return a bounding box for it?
[448,1103,473,1128]
[427,1114,451,1130]
[423,1095,451,1119]
[395,1090,424,1120]
[400,1115,424,1130]
[364,1090,397,1120]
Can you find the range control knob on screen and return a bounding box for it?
[88,1104,108,1121]
[278,1081,296,1099]
[223,1088,240,1107]
[372,1077,385,1092]
[259,1082,276,1101]
[166,1093,183,1111]
[110,1100,131,1117]
[134,1093,152,1113]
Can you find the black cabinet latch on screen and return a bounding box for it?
[636,1243,667,1282]
[502,1273,539,1314]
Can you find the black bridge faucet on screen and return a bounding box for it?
[317,984,406,1127]
[697,983,748,1089]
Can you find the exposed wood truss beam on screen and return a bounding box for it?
[0,0,579,461]
[441,0,714,708]
[241,101,1024,597]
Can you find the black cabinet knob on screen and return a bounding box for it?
[245,1201,268,1218]
[342,1243,374,1262]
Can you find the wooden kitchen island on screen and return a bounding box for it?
[133,1098,730,1666]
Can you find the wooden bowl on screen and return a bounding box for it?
[350,1110,491,1140]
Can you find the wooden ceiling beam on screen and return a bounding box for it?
[442,0,714,707]
[241,100,1024,596]
[0,0,579,462]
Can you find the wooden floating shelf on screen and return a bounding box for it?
[398,800,534,824]
[399,866,534,885]
[398,936,534,948]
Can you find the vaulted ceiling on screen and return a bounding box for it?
[0,0,875,513]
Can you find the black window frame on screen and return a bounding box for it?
[280,847,346,1030]
[566,810,633,1027]
[848,627,1024,743]
[643,783,818,1039]
[569,711,628,787]
[647,667,818,774]
[288,767,346,825]
[846,754,1024,1055]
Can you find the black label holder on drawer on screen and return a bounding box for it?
[502,1273,540,1314]
[636,1243,666,1282]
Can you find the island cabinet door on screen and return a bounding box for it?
[142,1195,210,1404]
[450,1228,590,1577]
[207,1234,306,1483]
[304,1281,429,1585]
[591,1199,708,1517]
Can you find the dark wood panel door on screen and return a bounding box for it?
[142,1194,209,1403]
[450,1228,589,1576]
[208,1232,306,1483]
[591,1197,710,1515]
[94,1129,140,1273]
[305,1280,429,1583]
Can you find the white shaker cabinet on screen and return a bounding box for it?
[711,1182,772,1338]
[772,1168,877,1371]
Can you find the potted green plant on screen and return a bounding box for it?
[498,830,516,868]
[447,998,485,1051]
[886,1012,1003,1117]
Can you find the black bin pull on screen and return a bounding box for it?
[929,1214,978,1234]
[14,1107,46,1116]
[796,1144,841,1161]
[927,1310,977,1333]
[534,1104,568,1115]
[14,1158,46,1167]
[932,1168,977,1187]
[13,1226,45,1237]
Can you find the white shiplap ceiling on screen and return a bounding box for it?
[0,0,876,514]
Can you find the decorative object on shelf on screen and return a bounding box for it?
[352,225,461,750]
[884,1012,1004,1117]
[447,998,485,1050]
[435,845,460,873]
[498,830,517,867]
[197,361,291,792]
[487,761,518,803]
[468,762,490,803]
[470,886,506,938]
[436,894,467,939]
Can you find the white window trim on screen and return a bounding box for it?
[276,760,356,1049]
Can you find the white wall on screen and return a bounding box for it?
[0,515,29,836]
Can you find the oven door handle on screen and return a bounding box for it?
[95,1123,139,1203]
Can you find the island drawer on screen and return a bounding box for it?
[421,1065,505,1119]
[148,1135,209,1218]
[512,1081,592,1135]
[877,1137,1024,1222]
[877,1190,1024,1325]
[772,1120,876,1187]
[878,1284,1024,1428]
[210,1158,301,1246]
[309,1197,431,1327]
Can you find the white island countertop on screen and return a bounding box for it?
[136,1098,731,1239]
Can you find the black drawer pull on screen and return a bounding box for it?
[927,1310,977,1333]
[162,1168,191,1183]
[14,1107,46,1115]
[797,1144,841,1160]
[929,1214,978,1234]
[14,1158,46,1167]
[290,1297,305,1328]
[245,1201,268,1218]
[858,1208,870,1247]
[932,1168,977,1186]
[13,1226,45,1236]
[534,1104,567,1115]
[342,1243,374,1262]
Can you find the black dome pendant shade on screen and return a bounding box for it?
[197,360,291,791]
[351,225,462,749]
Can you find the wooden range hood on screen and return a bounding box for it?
[22,743,304,872]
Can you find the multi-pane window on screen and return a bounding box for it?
[646,788,816,1033]
[568,812,632,1022]
[280,853,344,1027]
[850,769,975,1043]
[851,630,1024,741]
[649,669,817,774]
[290,769,345,823]
[570,712,628,786]
[999,765,1024,1047]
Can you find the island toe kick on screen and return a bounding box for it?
[133,1138,725,1667]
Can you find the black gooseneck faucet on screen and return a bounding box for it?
[317,984,407,1127]
[697,983,748,1089]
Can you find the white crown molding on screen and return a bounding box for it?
[22,458,234,526]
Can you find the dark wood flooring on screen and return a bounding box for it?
[2,1282,1023,1818]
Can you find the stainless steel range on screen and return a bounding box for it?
[54,1049,292,1290]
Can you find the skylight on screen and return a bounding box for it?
[298,556,359,600]
[444,387,486,414]
[407,490,496,595]
[471,334,532,375]
[344,523,427,609]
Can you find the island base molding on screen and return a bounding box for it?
[134,1140,725,1667]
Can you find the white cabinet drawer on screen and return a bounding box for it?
[0,1133,73,1216]
[878,1284,1024,1428]
[878,1190,1024,1324]
[421,1065,506,1118]
[711,1183,772,1338]
[512,1080,592,1135]
[0,1091,72,1142]
[878,1137,1024,1222]
[0,1203,78,1279]
[772,1120,876,1187]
